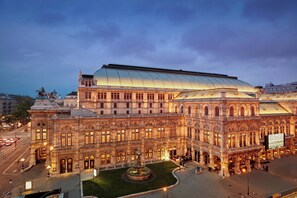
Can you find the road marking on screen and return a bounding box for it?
[2,147,30,175]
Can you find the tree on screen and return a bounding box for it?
[12,96,34,124]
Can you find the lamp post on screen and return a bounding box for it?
[242,168,250,196]
[163,187,168,198]
[47,165,51,178]
[20,158,25,171]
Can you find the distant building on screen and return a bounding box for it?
[264,82,297,93]
[0,93,17,115]
[63,91,77,108]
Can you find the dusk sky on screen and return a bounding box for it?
[0,0,297,97]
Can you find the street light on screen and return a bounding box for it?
[163,187,168,198]
[242,168,250,196]
[47,165,51,178]
[20,158,25,170]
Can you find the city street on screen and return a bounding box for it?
[0,125,31,197]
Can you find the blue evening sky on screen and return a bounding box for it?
[0,0,297,97]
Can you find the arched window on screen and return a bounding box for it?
[188,106,191,115]
[180,106,184,114]
[175,105,178,113]
[215,106,219,117]
[229,106,234,117]
[204,106,208,116]
[251,106,255,116]
[240,107,245,117]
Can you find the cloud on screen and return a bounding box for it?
[73,23,122,45]
[110,34,156,57]
[181,24,297,60]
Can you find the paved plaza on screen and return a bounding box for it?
[135,155,297,198]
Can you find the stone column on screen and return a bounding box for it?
[199,150,204,165]
[255,152,262,170]
[29,146,36,166]
[220,154,230,177]
[246,157,251,172]
[234,156,241,175]
[209,150,214,168]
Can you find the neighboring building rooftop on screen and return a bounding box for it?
[259,102,291,116]
[66,91,78,96]
[93,64,255,92]
[260,92,297,101]
[264,81,297,93]
[174,88,256,100]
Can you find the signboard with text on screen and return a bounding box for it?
[264,133,285,150]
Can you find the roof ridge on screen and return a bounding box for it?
[102,64,238,79]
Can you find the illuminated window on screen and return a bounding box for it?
[116,151,126,162]
[85,132,95,145]
[158,127,165,138]
[214,133,221,146]
[157,147,165,159]
[67,133,72,146]
[145,149,153,159]
[117,130,125,142]
[61,133,72,147]
[36,123,46,140]
[145,128,152,139]
[61,133,66,147]
[101,153,111,164]
[131,129,140,141]
[101,131,110,143]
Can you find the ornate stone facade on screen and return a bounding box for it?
[29,64,297,177]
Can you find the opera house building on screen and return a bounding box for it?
[29,64,297,177]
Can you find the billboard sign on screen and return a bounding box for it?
[265,133,285,150]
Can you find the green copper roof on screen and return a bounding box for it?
[93,64,255,92]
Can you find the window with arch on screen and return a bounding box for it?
[174,105,178,113]
[116,151,126,162]
[215,106,219,117]
[180,106,184,113]
[188,106,191,115]
[101,152,111,164]
[240,107,245,116]
[145,148,153,159]
[229,106,234,117]
[251,106,255,116]
[204,106,208,116]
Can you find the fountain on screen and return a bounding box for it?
[126,149,152,181]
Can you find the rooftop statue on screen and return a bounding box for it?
[36,87,59,100]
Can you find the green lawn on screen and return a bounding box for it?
[83,161,178,198]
